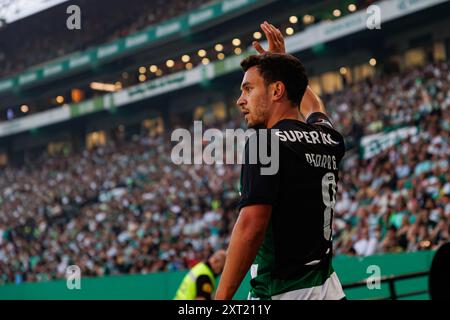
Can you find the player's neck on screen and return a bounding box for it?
[266,105,301,128]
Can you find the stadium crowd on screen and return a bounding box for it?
[330,61,450,255]
[0,0,381,123]
[0,0,379,79]
[0,0,212,78]
[0,117,242,283]
[0,61,449,284]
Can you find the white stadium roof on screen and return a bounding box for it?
[0,0,69,25]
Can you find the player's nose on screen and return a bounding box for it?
[236,94,246,108]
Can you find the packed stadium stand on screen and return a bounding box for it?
[0,0,449,290]
[0,0,213,78]
[0,0,378,122]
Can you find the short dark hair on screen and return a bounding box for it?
[240,53,308,106]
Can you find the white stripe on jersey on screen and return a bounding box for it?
[270,272,345,300]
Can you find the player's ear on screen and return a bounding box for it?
[270,81,285,102]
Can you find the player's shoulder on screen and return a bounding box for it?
[305,112,334,129]
[270,114,342,139]
[270,113,334,131]
[305,112,345,141]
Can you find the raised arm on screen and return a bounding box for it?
[300,85,327,119]
[253,21,328,119]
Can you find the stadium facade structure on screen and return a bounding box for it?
[0,0,449,165]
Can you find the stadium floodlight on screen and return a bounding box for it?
[217,53,225,60]
[181,55,190,63]
[198,49,207,57]
[20,105,29,113]
[185,63,193,70]
[253,32,262,40]
[369,58,377,66]
[202,58,210,65]
[56,96,64,104]
[156,69,163,76]
[333,9,341,17]
[149,65,158,73]
[139,66,146,74]
[214,44,224,52]
[90,82,117,92]
[166,59,175,68]
[348,4,357,12]
[234,47,242,55]
[303,14,314,24]
[289,16,298,24]
[232,38,241,46]
[285,27,294,35]
[339,67,348,75]
[139,74,146,82]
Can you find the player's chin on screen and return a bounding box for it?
[246,120,264,129]
[246,121,256,129]
[245,117,256,128]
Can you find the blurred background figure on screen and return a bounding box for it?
[174,249,226,300]
[429,242,450,300]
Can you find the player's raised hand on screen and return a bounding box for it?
[252,21,286,54]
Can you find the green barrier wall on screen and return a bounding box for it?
[0,251,435,300]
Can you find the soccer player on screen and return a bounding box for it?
[215,22,346,300]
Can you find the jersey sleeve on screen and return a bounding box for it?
[196,275,213,300]
[306,112,334,129]
[237,130,281,211]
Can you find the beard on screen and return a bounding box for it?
[246,96,269,129]
[247,122,266,130]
